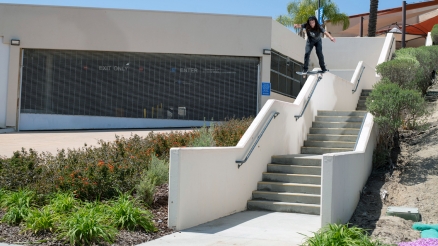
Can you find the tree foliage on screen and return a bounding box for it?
[276,0,350,31]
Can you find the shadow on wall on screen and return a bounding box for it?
[348,170,384,235]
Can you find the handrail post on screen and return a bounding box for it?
[236,112,279,168]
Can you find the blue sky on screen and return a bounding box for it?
[0,0,422,17]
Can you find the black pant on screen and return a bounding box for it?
[303,39,326,71]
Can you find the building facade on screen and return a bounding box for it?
[0,4,315,130]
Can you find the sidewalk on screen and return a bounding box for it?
[0,128,191,157]
[141,211,321,246]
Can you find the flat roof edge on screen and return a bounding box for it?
[0,3,273,19]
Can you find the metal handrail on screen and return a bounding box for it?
[236,112,280,168]
[352,66,366,93]
[386,37,395,61]
[354,112,368,151]
[294,75,323,121]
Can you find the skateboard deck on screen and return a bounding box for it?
[296,70,327,76]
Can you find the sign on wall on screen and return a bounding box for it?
[261,82,271,96]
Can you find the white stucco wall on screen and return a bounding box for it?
[426,32,433,46]
[0,37,9,128]
[321,113,377,225]
[169,66,370,230]
[322,37,386,70]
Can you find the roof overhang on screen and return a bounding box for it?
[326,0,438,37]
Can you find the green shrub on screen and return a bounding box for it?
[366,80,427,150]
[395,47,436,94]
[2,206,31,225]
[60,205,117,246]
[432,24,438,45]
[376,56,419,90]
[189,124,216,147]
[135,155,168,205]
[48,192,78,214]
[302,223,389,246]
[1,189,35,225]
[25,207,58,234]
[109,193,156,232]
[0,149,40,190]
[0,189,7,207]
[0,118,251,202]
[213,117,254,146]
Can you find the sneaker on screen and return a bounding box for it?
[321,69,329,73]
[301,70,308,75]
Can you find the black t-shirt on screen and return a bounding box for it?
[301,24,325,42]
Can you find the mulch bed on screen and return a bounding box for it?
[0,184,174,246]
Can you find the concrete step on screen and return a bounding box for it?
[317,110,366,117]
[247,200,320,215]
[357,100,366,106]
[361,90,372,96]
[271,154,321,166]
[312,122,362,129]
[315,116,364,122]
[307,134,358,142]
[252,191,321,204]
[360,96,368,100]
[267,164,321,175]
[303,140,355,148]
[301,146,353,155]
[309,128,360,135]
[257,181,321,194]
[262,172,321,184]
[356,107,367,111]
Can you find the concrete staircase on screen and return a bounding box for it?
[247,90,371,215]
[356,89,372,111]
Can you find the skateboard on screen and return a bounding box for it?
[296,70,327,78]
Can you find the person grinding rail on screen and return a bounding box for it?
[293,16,336,75]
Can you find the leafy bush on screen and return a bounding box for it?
[60,205,117,246]
[302,223,389,246]
[110,193,156,232]
[1,189,35,225]
[48,192,78,214]
[135,155,168,205]
[366,80,427,150]
[213,117,254,146]
[376,56,419,90]
[189,124,216,147]
[25,207,58,234]
[0,117,252,201]
[432,24,438,45]
[395,47,437,94]
[0,149,40,190]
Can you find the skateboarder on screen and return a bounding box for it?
[293,16,336,75]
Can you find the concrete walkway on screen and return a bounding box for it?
[0,128,191,157]
[141,211,321,246]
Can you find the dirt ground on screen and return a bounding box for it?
[350,83,438,245]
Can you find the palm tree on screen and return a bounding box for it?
[277,0,350,31]
[368,0,379,37]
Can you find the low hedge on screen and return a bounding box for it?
[0,117,253,201]
[376,56,419,90]
[432,24,438,45]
